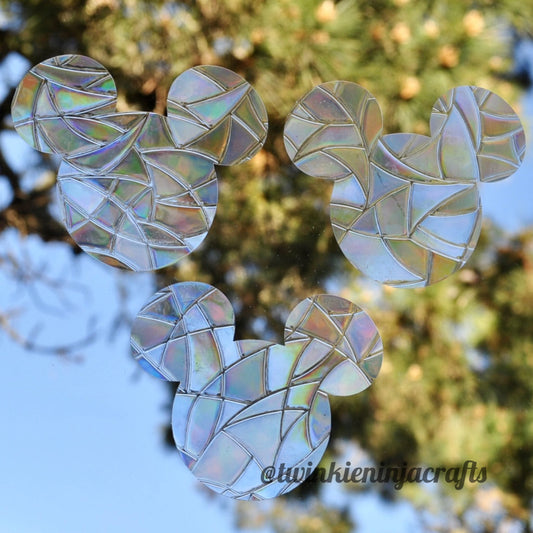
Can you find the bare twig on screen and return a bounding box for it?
[0,308,97,360]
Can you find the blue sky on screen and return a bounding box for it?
[479,89,533,233]
[0,240,241,533]
[0,237,424,533]
[0,230,422,533]
[0,52,531,533]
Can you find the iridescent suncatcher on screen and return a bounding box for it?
[11,54,267,270]
[131,282,383,499]
[284,82,526,287]
[11,54,526,501]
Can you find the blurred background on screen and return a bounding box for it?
[1,1,533,532]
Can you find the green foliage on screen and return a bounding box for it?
[2,0,533,530]
[237,498,354,533]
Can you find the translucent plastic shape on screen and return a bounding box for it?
[284,82,526,287]
[130,282,383,499]
[12,55,268,270]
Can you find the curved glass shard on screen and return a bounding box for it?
[56,113,217,270]
[11,54,117,154]
[167,65,268,166]
[131,282,383,499]
[284,83,526,287]
[11,55,268,271]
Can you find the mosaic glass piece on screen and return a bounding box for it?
[167,65,268,165]
[11,55,268,270]
[284,82,526,287]
[131,282,383,499]
[11,55,117,154]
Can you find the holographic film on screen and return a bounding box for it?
[131,282,383,499]
[284,82,526,287]
[12,55,267,270]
